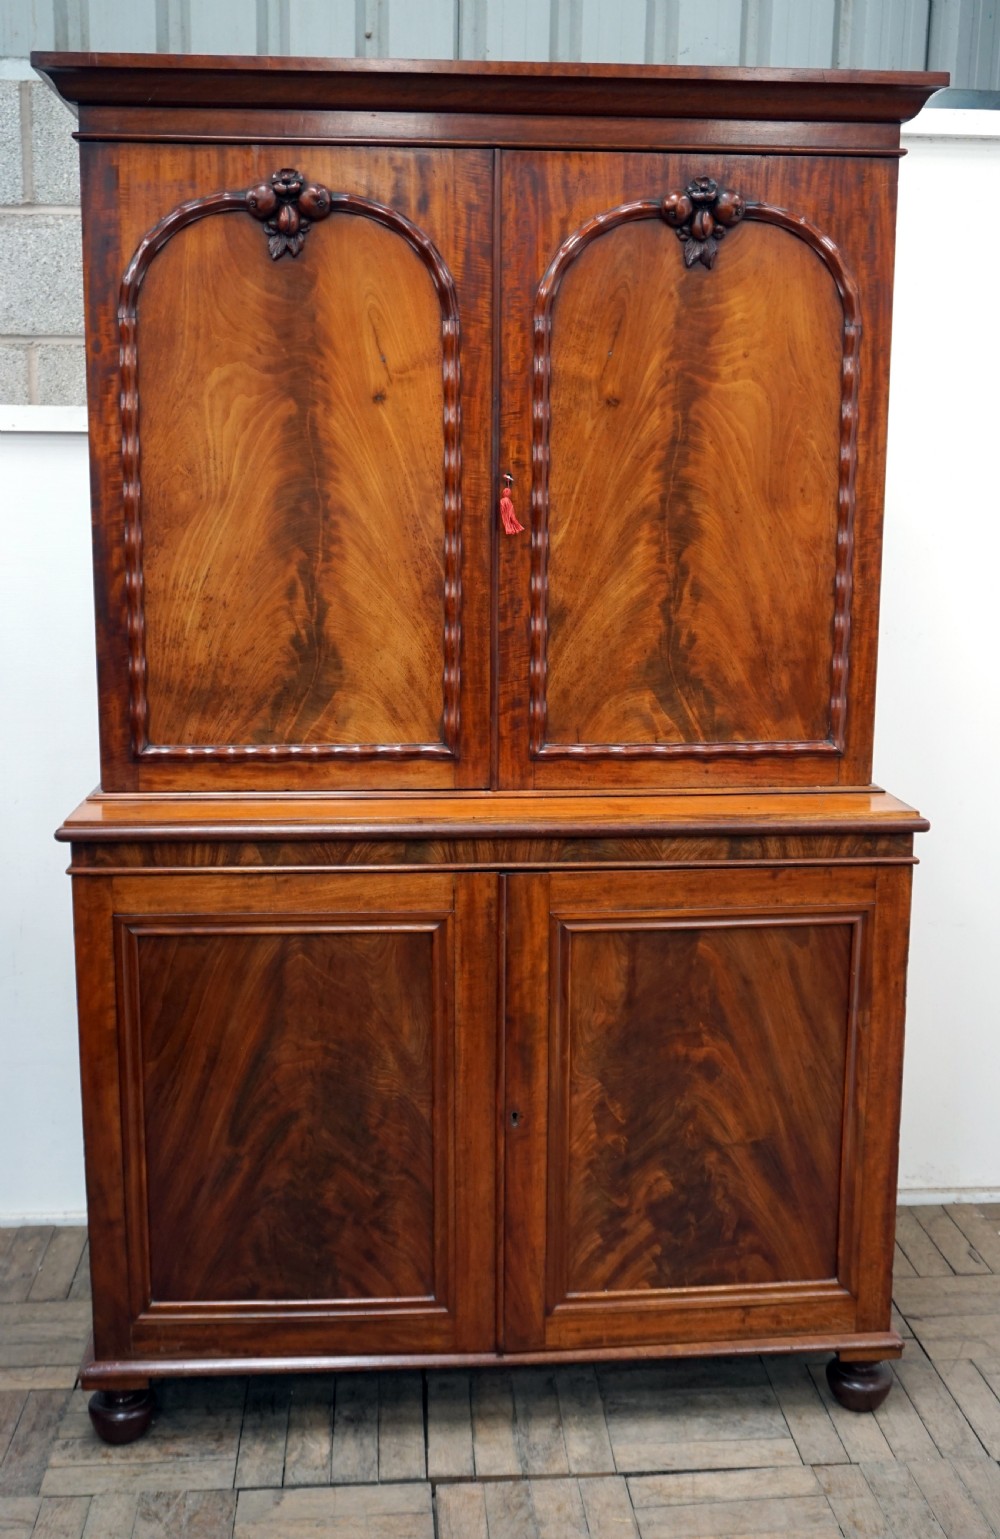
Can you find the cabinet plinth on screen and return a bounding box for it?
[36,53,939,1429]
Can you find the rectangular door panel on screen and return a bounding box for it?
[101,872,496,1359]
[556,916,852,1298]
[504,868,908,1354]
[131,923,445,1307]
[498,150,896,789]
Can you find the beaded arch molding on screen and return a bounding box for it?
[118,168,463,763]
[528,179,862,762]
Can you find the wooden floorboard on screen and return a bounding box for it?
[897,1207,957,1279]
[26,1237,87,1309]
[330,1373,377,1485]
[0,1235,55,1308]
[280,1377,332,1490]
[0,1206,999,1537]
[426,1370,474,1479]
[912,1209,993,1278]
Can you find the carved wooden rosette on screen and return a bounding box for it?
[529,186,862,761]
[118,173,463,762]
[661,176,746,268]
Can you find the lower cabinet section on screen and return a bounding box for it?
[71,853,911,1382]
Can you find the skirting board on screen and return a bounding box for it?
[896,1187,1000,1205]
[0,1210,88,1225]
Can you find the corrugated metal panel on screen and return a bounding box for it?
[3,0,998,88]
[676,0,743,64]
[929,0,966,72]
[548,0,581,62]
[644,0,679,63]
[6,0,55,54]
[2,0,55,54]
[379,0,457,59]
[580,0,647,62]
[741,0,838,67]
[52,0,88,48]
[929,0,1000,88]
[456,0,485,57]
[354,0,388,56]
[87,0,158,50]
[285,0,355,57]
[834,0,930,68]
[154,0,188,53]
[477,0,551,61]
[187,3,257,55]
[255,0,289,56]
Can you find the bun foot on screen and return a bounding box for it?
[826,1356,893,1412]
[88,1388,155,1444]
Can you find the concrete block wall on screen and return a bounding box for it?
[0,76,84,406]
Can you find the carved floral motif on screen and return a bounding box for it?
[246,168,333,259]
[661,178,746,269]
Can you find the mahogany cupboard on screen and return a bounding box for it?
[33,53,940,1443]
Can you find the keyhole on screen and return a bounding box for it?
[510,1110,521,1128]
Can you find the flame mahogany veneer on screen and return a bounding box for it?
[34,52,940,1441]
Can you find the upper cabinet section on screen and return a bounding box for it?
[33,56,944,793]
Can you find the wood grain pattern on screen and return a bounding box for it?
[75,1329,903,1387]
[67,835,917,876]
[58,788,929,841]
[72,107,912,158]
[128,182,461,760]
[504,866,889,1354]
[77,142,491,791]
[530,194,853,758]
[552,915,855,1295]
[60,792,922,885]
[850,864,914,1329]
[70,880,133,1367]
[126,920,447,1304]
[77,869,497,1363]
[31,54,947,124]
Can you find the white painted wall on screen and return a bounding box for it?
[877,110,1000,1201]
[0,425,96,1219]
[0,114,997,1220]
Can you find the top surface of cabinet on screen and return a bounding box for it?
[36,56,944,795]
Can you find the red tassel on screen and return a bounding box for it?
[500,482,524,535]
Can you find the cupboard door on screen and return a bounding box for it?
[81,871,496,1362]
[498,151,895,790]
[83,144,492,791]
[504,867,910,1354]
